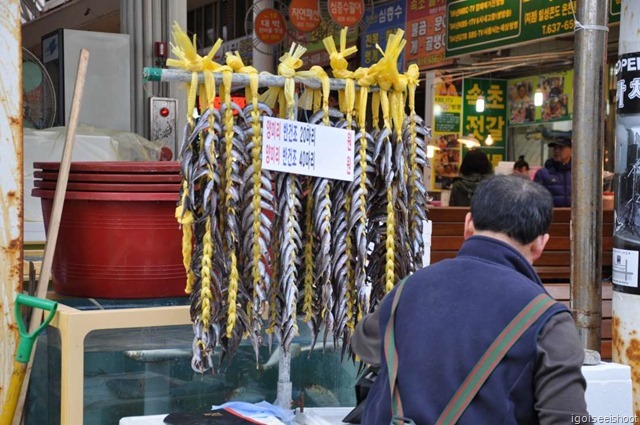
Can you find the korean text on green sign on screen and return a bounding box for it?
[446,0,620,58]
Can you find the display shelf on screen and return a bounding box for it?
[29,297,357,425]
[48,301,191,425]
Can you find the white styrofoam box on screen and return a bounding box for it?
[295,407,353,424]
[23,126,159,242]
[422,219,432,267]
[582,362,633,419]
[120,363,633,424]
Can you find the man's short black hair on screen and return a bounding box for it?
[470,175,553,244]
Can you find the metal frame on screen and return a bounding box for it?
[48,303,190,425]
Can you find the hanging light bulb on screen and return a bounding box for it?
[457,134,481,149]
[485,134,494,145]
[426,145,436,159]
[475,95,485,112]
[534,89,544,107]
[434,104,442,116]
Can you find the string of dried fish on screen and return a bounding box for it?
[166,25,433,376]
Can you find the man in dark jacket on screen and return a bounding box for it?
[351,175,590,424]
[534,129,572,207]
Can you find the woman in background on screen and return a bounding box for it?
[449,149,493,206]
[512,155,530,179]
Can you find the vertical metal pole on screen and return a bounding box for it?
[253,0,275,73]
[274,347,292,410]
[121,0,136,133]
[571,0,609,351]
[0,0,23,415]
[613,0,640,416]
[165,0,187,139]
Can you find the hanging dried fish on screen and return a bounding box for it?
[308,108,334,348]
[240,101,275,362]
[276,172,303,351]
[219,87,250,360]
[329,146,350,350]
[167,25,433,377]
[300,176,319,347]
[182,108,226,373]
[403,114,430,270]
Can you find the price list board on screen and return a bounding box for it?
[261,117,355,182]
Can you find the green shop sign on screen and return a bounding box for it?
[446,0,620,58]
[462,77,507,165]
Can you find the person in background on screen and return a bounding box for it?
[512,155,530,179]
[449,149,493,206]
[534,129,572,207]
[351,175,590,424]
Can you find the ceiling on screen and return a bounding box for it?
[445,24,620,82]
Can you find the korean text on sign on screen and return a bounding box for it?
[261,117,355,182]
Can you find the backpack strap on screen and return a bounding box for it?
[435,293,557,425]
[383,277,410,422]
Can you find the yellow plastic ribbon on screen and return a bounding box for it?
[297,66,331,122]
[260,43,307,120]
[354,66,376,130]
[226,52,259,105]
[323,27,358,123]
[166,22,225,125]
[370,29,407,131]
[405,64,420,115]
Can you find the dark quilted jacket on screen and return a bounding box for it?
[534,159,571,207]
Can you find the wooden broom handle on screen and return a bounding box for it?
[30,48,90,328]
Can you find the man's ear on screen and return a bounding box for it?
[463,212,475,239]
[530,233,550,262]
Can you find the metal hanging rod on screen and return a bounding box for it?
[143,67,409,92]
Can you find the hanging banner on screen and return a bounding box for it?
[405,0,453,70]
[289,0,321,33]
[446,0,620,58]
[616,53,640,114]
[360,0,406,68]
[255,8,287,45]
[328,0,365,27]
[462,78,508,168]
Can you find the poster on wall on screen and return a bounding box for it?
[538,71,573,122]
[432,133,461,190]
[462,78,508,168]
[507,77,536,125]
[431,72,463,191]
[507,71,573,126]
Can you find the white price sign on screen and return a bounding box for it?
[261,117,355,181]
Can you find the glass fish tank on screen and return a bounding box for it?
[25,297,358,425]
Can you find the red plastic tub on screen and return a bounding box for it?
[34,171,182,183]
[33,161,181,173]
[33,188,186,299]
[33,180,181,193]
